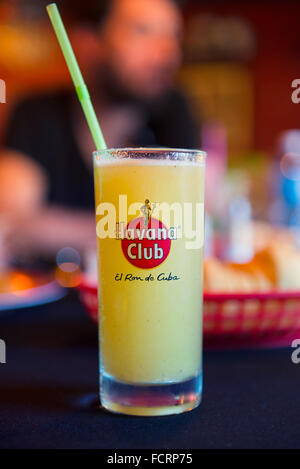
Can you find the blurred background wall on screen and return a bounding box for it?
[182,0,300,157]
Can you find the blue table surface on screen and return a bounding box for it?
[0,292,299,449]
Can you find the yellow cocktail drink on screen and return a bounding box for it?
[94,148,205,416]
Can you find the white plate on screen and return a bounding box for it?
[0,279,66,312]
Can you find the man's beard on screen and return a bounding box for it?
[90,63,163,108]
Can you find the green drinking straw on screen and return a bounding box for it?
[46,3,107,150]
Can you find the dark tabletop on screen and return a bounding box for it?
[0,292,300,449]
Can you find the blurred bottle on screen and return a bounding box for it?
[202,122,228,216]
[202,122,228,258]
[225,169,254,263]
[227,196,253,263]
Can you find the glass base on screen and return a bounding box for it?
[100,373,202,416]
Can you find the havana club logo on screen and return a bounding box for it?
[116,199,177,269]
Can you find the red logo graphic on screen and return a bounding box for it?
[121,217,171,269]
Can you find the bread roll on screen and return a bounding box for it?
[204,258,272,293]
[252,243,300,290]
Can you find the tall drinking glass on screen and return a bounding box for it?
[93,148,206,416]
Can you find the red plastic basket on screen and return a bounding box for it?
[78,277,300,348]
[203,291,300,334]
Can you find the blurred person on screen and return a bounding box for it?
[0,150,46,267]
[2,0,199,261]
[0,151,46,218]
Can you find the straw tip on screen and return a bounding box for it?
[46,3,57,11]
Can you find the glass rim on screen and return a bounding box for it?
[93,147,206,161]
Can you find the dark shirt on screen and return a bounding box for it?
[4,89,199,210]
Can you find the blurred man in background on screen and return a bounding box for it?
[1,0,199,262]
